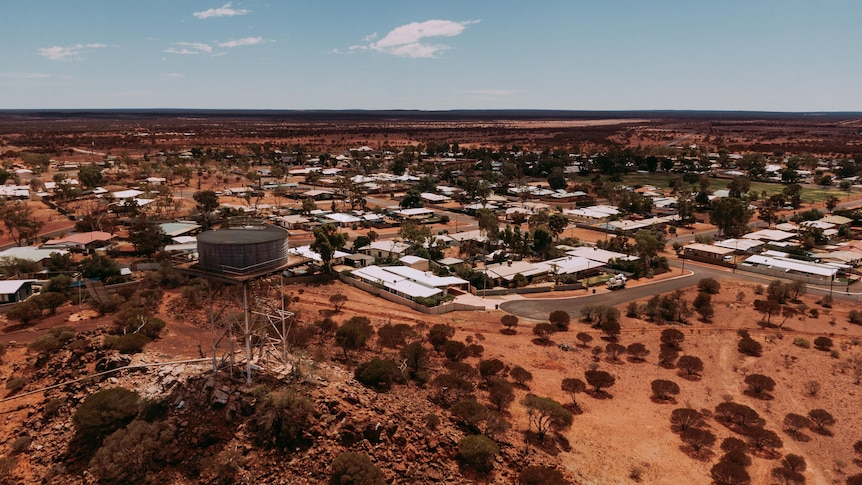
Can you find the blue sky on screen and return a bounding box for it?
[1,1,860,111]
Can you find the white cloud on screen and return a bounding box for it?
[164,42,212,55]
[38,43,106,61]
[0,72,52,79]
[193,3,249,19]
[218,37,265,48]
[358,19,479,58]
[161,73,185,79]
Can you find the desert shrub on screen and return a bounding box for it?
[500,314,519,332]
[793,338,810,348]
[681,427,716,453]
[443,340,469,362]
[626,342,650,362]
[428,323,455,352]
[677,355,704,377]
[488,379,515,412]
[803,380,821,396]
[88,420,173,484]
[720,437,748,454]
[458,435,499,474]
[400,342,429,381]
[813,336,833,351]
[479,359,505,382]
[113,314,165,340]
[576,332,593,348]
[561,378,586,408]
[5,301,42,326]
[722,449,752,468]
[625,301,641,318]
[519,465,569,485]
[549,310,571,331]
[670,408,704,432]
[783,413,812,434]
[744,374,776,397]
[697,303,715,321]
[523,394,573,442]
[697,278,721,294]
[43,398,63,418]
[27,334,61,354]
[354,358,400,391]
[510,365,533,387]
[335,317,374,357]
[659,344,679,368]
[329,451,385,485]
[850,310,862,325]
[771,466,805,485]
[738,336,763,357]
[251,387,315,451]
[651,379,681,401]
[585,370,615,393]
[660,328,685,351]
[451,399,491,432]
[808,408,836,434]
[532,323,556,344]
[711,460,750,485]
[103,333,151,354]
[424,413,440,430]
[782,454,806,473]
[715,402,763,428]
[5,377,27,393]
[72,388,141,445]
[9,436,32,454]
[746,426,783,451]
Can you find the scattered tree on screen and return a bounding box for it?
[626,342,650,362]
[677,355,704,378]
[744,374,776,398]
[549,310,571,331]
[660,328,685,351]
[808,408,835,434]
[523,394,573,442]
[681,427,716,453]
[697,278,722,294]
[532,323,556,344]
[670,408,704,433]
[510,365,533,388]
[561,378,586,408]
[584,370,616,394]
[783,413,812,436]
[576,332,593,348]
[329,293,347,313]
[651,379,681,401]
[500,314,519,334]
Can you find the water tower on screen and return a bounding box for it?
[180,219,294,386]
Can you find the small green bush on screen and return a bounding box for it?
[520,465,568,485]
[104,334,151,354]
[849,310,862,325]
[28,334,61,354]
[88,420,173,484]
[72,388,141,444]
[329,452,385,485]
[354,358,401,391]
[43,398,63,417]
[9,436,32,454]
[793,338,810,348]
[5,377,26,393]
[458,435,499,474]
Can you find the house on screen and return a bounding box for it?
[682,243,735,263]
[714,238,765,254]
[324,213,362,227]
[43,231,116,253]
[483,260,548,287]
[158,222,201,238]
[395,207,435,220]
[565,246,639,265]
[274,214,311,230]
[343,253,375,268]
[0,279,37,303]
[398,255,429,271]
[288,245,349,266]
[741,229,796,243]
[0,246,68,268]
[741,254,839,283]
[359,241,412,262]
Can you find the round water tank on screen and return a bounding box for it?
[197,224,288,275]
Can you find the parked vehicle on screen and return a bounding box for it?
[606,274,627,290]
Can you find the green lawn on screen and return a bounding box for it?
[616,173,845,204]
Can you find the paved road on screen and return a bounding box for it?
[499,260,859,320]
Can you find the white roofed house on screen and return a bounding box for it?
[0,246,69,274]
[0,279,37,303]
[359,240,412,263]
[324,212,362,227]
